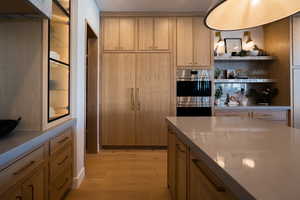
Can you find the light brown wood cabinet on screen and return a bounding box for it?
[101,53,171,146]
[189,152,237,200]
[102,53,136,145]
[138,17,169,51]
[175,137,187,200]
[0,128,73,200]
[168,130,176,200]
[22,168,46,200]
[215,109,289,125]
[103,17,136,51]
[167,128,238,200]
[177,17,212,67]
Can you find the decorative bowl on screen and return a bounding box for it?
[0,117,21,138]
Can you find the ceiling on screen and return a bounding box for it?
[96,0,213,12]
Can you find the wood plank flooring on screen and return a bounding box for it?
[65,150,171,200]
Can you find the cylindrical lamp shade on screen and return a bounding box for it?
[205,0,300,31]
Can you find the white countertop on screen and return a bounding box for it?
[166,117,300,200]
[0,119,76,169]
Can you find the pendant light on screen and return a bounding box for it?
[205,0,300,31]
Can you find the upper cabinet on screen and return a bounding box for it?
[1,0,52,18]
[103,17,136,51]
[177,17,212,67]
[138,17,170,51]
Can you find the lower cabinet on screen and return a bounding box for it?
[175,137,187,200]
[22,168,46,200]
[189,152,236,200]
[0,128,73,200]
[215,109,290,125]
[168,130,176,199]
[168,129,237,200]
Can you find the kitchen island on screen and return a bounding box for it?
[166,117,300,200]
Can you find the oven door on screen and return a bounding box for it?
[176,80,212,97]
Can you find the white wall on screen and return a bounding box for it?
[71,0,100,188]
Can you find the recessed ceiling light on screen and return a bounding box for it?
[205,0,300,31]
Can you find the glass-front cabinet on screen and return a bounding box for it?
[48,0,71,122]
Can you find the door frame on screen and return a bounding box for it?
[85,20,100,153]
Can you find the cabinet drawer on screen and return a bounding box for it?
[215,110,250,118]
[50,144,72,179]
[252,110,287,121]
[50,129,72,155]
[0,145,45,190]
[50,168,72,200]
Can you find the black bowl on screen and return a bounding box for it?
[0,117,21,137]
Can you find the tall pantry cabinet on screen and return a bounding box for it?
[101,14,212,147]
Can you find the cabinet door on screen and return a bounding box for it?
[22,168,45,200]
[138,17,154,50]
[135,53,171,146]
[294,69,300,128]
[0,185,22,200]
[193,17,212,67]
[103,17,120,51]
[102,54,136,145]
[175,138,187,200]
[154,17,169,50]
[119,17,136,50]
[168,130,176,199]
[189,154,236,200]
[177,17,193,66]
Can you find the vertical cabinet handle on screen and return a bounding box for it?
[130,88,135,111]
[136,88,141,111]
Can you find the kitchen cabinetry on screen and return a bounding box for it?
[175,137,187,200]
[138,17,169,51]
[293,15,300,66]
[101,53,171,146]
[177,17,212,67]
[167,127,238,200]
[103,17,136,51]
[22,168,45,200]
[0,128,73,200]
[135,53,171,146]
[168,130,176,199]
[215,109,289,125]
[102,53,136,145]
[189,152,237,200]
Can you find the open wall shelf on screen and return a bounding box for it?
[214,56,276,61]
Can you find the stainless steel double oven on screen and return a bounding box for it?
[176,69,212,116]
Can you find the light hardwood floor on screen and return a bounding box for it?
[65,150,170,200]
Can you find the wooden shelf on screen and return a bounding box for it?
[214,56,276,61]
[215,79,277,83]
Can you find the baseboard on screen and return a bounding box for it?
[72,167,85,189]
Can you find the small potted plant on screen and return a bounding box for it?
[215,86,223,105]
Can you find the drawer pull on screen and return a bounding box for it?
[13,161,35,176]
[57,177,69,190]
[176,144,186,153]
[58,155,69,166]
[16,196,23,200]
[192,159,226,192]
[58,137,69,144]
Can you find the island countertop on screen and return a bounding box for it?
[166,117,300,200]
